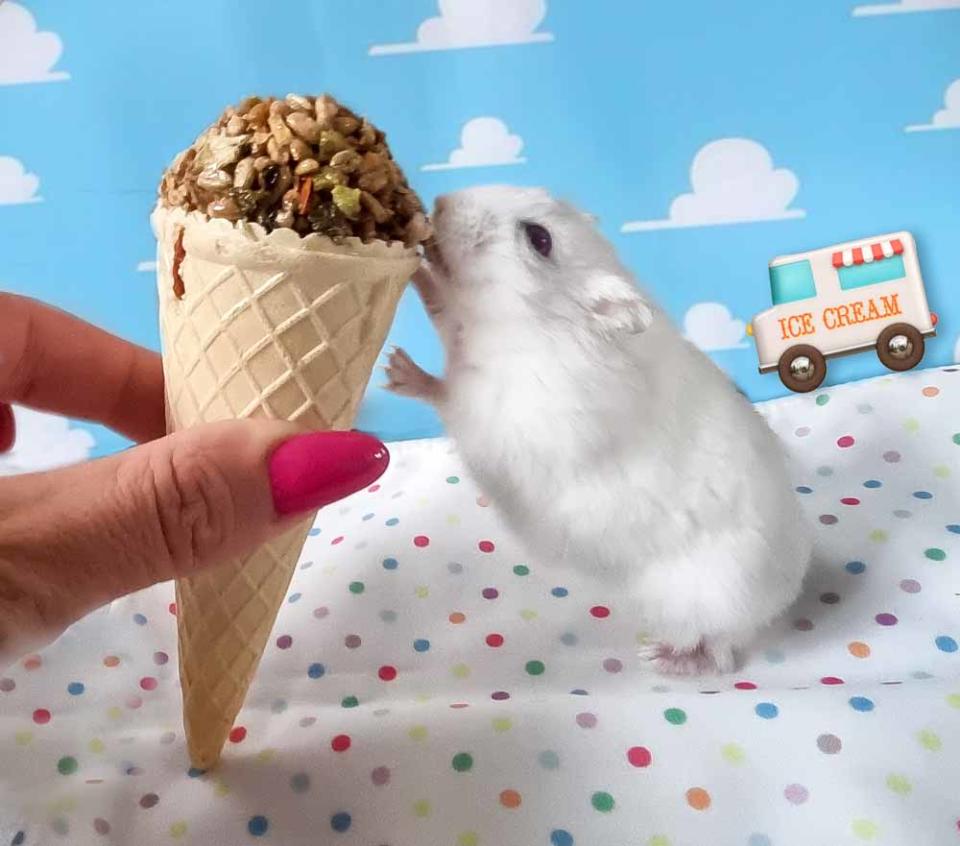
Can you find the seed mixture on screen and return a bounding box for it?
[159,94,432,247]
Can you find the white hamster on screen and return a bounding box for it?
[385,185,812,675]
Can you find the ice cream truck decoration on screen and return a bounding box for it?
[749,231,937,393]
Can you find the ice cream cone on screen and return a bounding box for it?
[153,205,418,769]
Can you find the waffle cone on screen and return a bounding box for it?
[153,205,418,769]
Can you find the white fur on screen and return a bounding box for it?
[390,185,812,674]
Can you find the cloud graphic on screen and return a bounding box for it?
[422,117,526,171]
[0,2,69,85]
[0,406,95,476]
[370,0,554,55]
[905,78,960,132]
[683,303,749,352]
[136,260,158,272]
[0,156,41,205]
[853,0,960,16]
[622,138,804,233]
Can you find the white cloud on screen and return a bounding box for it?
[0,156,41,205]
[683,303,749,351]
[853,0,960,16]
[136,260,158,272]
[422,117,526,171]
[622,138,805,233]
[370,0,554,55]
[0,406,95,476]
[905,78,960,132]
[0,2,69,85]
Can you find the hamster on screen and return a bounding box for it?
[385,185,812,675]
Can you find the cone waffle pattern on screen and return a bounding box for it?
[155,207,417,768]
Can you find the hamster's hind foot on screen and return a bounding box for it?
[639,639,736,676]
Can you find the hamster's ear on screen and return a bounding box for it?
[584,274,653,335]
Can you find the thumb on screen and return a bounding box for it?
[0,421,388,658]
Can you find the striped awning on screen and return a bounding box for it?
[832,238,904,268]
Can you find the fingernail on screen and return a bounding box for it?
[268,431,389,517]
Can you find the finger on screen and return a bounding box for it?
[0,403,13,453]
[0,422,389,662]
[0,293,166,444]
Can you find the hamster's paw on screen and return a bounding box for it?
[639,640,736,676]
[382,347,446,403]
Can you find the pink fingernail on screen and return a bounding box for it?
[268,431,389,517]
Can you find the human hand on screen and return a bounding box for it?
[0,294,389,667]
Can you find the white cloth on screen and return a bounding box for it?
[1,366,958,846]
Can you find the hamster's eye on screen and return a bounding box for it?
[524,223,552,258]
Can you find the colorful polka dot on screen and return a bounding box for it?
[685,787,711,810]
[917,729,942,751]
[817,733,842,754]
[139,793,159,809]
[450,752,473,773]
[755,702,778,719]
[500,789,522,808]
[900,578,922,593]
[67,681,85,695]
[247,815,269,836]
[925,547,947,561]
[849,696,875,712]
[590,605,610,619]
[307,663,325,679]
[852,819,879,840]
[784,783,809,804]
[550,831,574,846]
[935,635,958,653]
[845,560,866,574]
[33,708,51,724]
[627,746,652,767]
[525,660,546,676]
[486,633,505,647]
[848,641,871,658]
[57,755,78,775]
[664,708,687,725]
[591,791,614,812]
[534,750,561,772]
[576,712,598,728]
[513,564,530,576]
[875,613,898,626]
[478,540,495,553]
[330,812,351,832]
[721,743,745,764]
[331,734,351,752]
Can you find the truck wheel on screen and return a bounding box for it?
[778,345,826,393]
[876,323,924,372]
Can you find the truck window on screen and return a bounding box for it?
[769,260,816,305]
[838,255,906,291]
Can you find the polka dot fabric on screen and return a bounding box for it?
[1,367,959,845]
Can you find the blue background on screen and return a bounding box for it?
[1,0,957,458]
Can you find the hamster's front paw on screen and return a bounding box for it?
[382,347,446,403]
